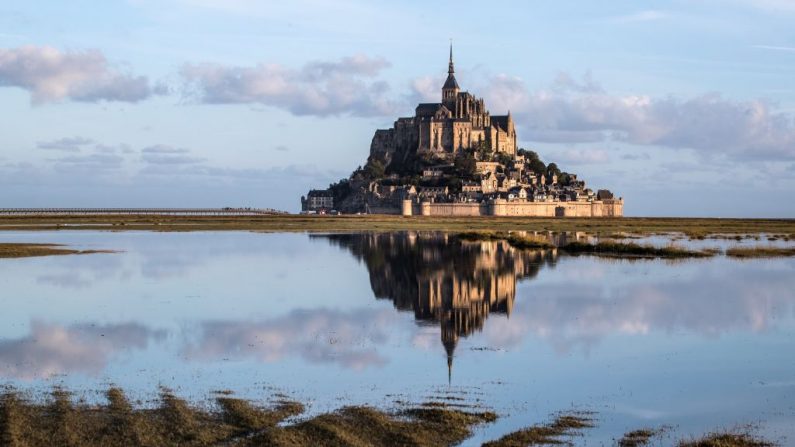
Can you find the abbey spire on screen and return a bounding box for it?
[442,42,460,106]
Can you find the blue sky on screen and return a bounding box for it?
[1,0,794,216]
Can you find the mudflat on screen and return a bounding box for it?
[0,215,793,237]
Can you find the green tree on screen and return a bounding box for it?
[454,151,477,178]
[546,162,561,178]
[528,158,546,176]
[363,158,385,179]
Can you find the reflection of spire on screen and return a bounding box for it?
[444,336,456,385]
[442,318,458,385]
[316,232,559,382]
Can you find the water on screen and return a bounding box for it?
[0,231,794,445]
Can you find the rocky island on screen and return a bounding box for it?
[302,46,622,217]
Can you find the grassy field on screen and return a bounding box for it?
[0,388,775,447]
[725,246,795,258]
[0,214,794,237]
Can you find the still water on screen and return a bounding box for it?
[0,231,794,445]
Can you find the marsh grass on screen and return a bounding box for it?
[1,215,794,237]
[725,246,795,258]
[0,389,495,447]
[678,431,777,447]
[563,241,717,258]
[481,411,596,446]
[0,243,112,258]
[0,388,781,447]
[619,427,669,446]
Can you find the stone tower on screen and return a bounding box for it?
[442,43,459,109]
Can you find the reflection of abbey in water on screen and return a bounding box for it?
[317,232,559,379]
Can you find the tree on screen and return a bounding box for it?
[454,151,477,178]
[475,140,492,161]
[528,158,546,176]
[363,158,385,179]
[546,162,561,178]
[496,153,512,166]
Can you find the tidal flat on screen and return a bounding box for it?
[0,230,793,446]
[0,388,776,447]
[1,214,794,238]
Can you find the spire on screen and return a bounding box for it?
[442,41,460,94]
[448,40,454,75]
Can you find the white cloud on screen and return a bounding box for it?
[36,136,94,152]
[0,45,166,103]
[183,308,398,370]
[0,321,165,379]
[181,54,396,116]
[140,144,205,165]
[609,10,670,24]
[550,148,610,165]
[751,44,795,53]
[482,74,795,160]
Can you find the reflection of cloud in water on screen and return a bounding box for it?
[0,321,166,380]
[183,308,398,370]
[36,273,94,289]
[28,233,319,286]
[486,263,795,353]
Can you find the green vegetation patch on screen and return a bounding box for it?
[725,246,795,258]
[0,243,112,259]
[562,241,717,258]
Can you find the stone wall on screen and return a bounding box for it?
[400,199,623,217]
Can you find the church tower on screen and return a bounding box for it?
[442,43,459,109]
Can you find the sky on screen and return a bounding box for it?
[1,0,794,216]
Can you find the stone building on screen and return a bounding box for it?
[301,189,334,212]
[370,45,517,162]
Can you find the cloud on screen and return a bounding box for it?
[36,136,94,152]
[609,10,670,23]
[181,54,396,116]
[550,148,610,165]
[0,45,166,103]
[482,74,795,160]
[622,152,651,161]
[0,321,166,379]
[52,153,125,172]
[141,144,204,165]
[751,45,795,53]
[408,75,443,103]
[551,72,603,94]
[182,308,398,370]
[274,145,289,152]
[484,261,795,353]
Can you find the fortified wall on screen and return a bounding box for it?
[401,199,623,217]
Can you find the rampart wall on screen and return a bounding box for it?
[399,199,623,217]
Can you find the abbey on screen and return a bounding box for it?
[301,45,622,217]
[370,45,517,161]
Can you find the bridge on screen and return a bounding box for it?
[0,208,288,216]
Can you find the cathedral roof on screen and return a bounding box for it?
[491,115,512,131]
[442,73,459,90]
[415,102,443,117]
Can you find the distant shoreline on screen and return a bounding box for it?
[0,214,793,237]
